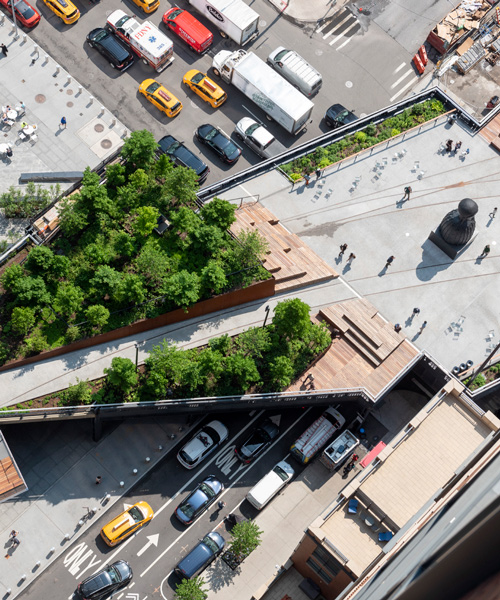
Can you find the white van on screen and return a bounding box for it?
[290,408,345,464]
[267,47,322,97]
[246,460,294,510]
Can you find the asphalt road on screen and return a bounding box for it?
[21,0,422,186]
[17,406,343,600]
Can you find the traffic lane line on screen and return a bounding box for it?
[91,410,264,574]
[139,407,312,578]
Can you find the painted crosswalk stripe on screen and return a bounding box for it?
[329,21,358,46]
[390,76,418,102]
[323,13,355,40]
[393,62,407,74]
[336,37,353,51]
[390,68,413,89]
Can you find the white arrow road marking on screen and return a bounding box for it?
[137,534,159,557]
[123,503,132,510]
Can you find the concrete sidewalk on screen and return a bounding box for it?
[266,0,351,25]
[0,416,194,599]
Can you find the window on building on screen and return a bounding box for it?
[307,558,333,583]
[306,545,342,582]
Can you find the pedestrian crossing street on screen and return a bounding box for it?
[316,9,418,102]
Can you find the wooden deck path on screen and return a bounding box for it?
[287,298,420,399]
[231,202,338,291]
[480,113,500,152]
[0,457,26,502]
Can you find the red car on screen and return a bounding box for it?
[0,0,41,27]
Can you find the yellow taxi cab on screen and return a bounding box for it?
[139,79,183,118]
[131,0,159,14]
[183,70,227,109]
[100,501,154,547]
[42,0,79,24]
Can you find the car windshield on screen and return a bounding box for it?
[274,49,288,62]
[147,81,161,93]
[179,449,195,465]
[204,425,220,445]
[191,72,205,84]
[245,429,269,452]
[128,506,144,523]
[107,565,120,584]
[168,8,182,18]
[204,127,218,141]
[245,123,260,135]
[274,465,289,481]
[168,142,180,154]
[16,1,35,17]
[203,536,219,553]
[94,30,107,42]
[199,483,216,498]
[337,110,350,123]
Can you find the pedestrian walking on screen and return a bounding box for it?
[489,207,497,219]
[1,43,8,56]
[412,307,420,316]
[454,141,462,153]
[60,116,67,129]
[446,139,453,152]
[95,475,102,485]
[385,255,395,269]
[394,323,402,333]
[418,321,427,334]
[479,244,491,258]
[338,243,348,257]
[347,253,356,264]
[11,536,20,547]
[304,173,311,186]
[9,530,19,539]
[217,500,226,511]
[315,168,322,180]
[403,185,412,200]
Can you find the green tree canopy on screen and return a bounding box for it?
[200,261,227,295]
[11,306,36,335]
[268,355,295,389]
[113,273,146,305]
[24,246,55,276]
[53,283,85,317]
[104,357,138,396]
[132,206,160,238]
[272,298,311,341]
[85,304,110,329]
[200,197,236,230]
[229,520,263,560]
[165,270,200,309]
[175,577,208,600]
[90,265,123,298]
[1,263,25,292]
[12,276,51,307]
[121,130,158,171]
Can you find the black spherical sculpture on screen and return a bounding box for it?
[439,198,478,246]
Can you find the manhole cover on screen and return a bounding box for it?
[95,123,105,133]
[67,89,73,95]
[101,139,112,149]
[67,102,74,108]
[345,81,353,88]
[35,94,46,104]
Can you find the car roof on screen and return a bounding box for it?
[182,421,227,461]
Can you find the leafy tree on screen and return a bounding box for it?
[57,194,89,238]
[104,357,138,396]
[197,348,224,393]
[25,246,55,276]
[268,355,295,389]
[175,577,208,600]
[132,206,159,238]
[66,324,81,342]
[164,165,199,207]
[60,379,93,405]
[10,306,36,335]
[105,162,126,191]
[12,276,51,307]
[272,298,311,341]
[134,242,171,289]
[51,255,71,281]
[85,305,110,329]
[23,329,49,356]
[90,265,122,298]
[200,261,227,295]
[165,270,200,309]
[229,520,263,560]
[190,225,224,257]
[225,230,268,276]
[113,273,146,305]
[53,283,85,317]
[1,263,25,292]
[200,197,236,230]
[141,370,169,401]
[169,207,201,239]
[121,130,158,171]
[235,326,271,359]
[223,353,260,392]
[84,238,115,267]
[208,334,232,355]
[114,231,136,260]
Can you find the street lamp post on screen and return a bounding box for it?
[9,0,18,39]
[263,304,270,327]
[135,341,145,372]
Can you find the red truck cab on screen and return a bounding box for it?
[162,8,213,54]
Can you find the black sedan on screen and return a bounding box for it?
[235,419,279,464]
[75,560,132,600]
[157,135,209,184]
[324,104,359,129]
[175,475,223,525]
[195,124,241,164]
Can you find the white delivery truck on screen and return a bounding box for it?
[290,408,345,464]
[212,49,313,135]
[319,430,360,471]
[106,10,174,72]
[188,0,259,46]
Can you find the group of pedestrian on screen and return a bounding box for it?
[338,243,355,264]
[303,168,323,186]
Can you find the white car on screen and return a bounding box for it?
[177,420,229,469]
[234,117,286,159]
[246,460,295,510]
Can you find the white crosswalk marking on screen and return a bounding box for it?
[390,75,419,102]
[330,21,358,46]
[336,37,353,51]
[394,62,407,74]
[390,68,413,89]
[323,13,355,40]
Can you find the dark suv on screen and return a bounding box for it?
[86,28,134,72]
[75,560,132,600]
[157,135,209,184]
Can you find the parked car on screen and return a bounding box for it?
[41,0,79,24]
[246,460,294,510]
[139,79,182,118]
[324,104,358,128]
[183,70,227,108]
[235,419,279,464]
[157,135,210,184]
[75,560,133,600]
[0,0,40,28]
[175,475,223,525]
[100,501,154,546]
[174,531,225,579]
[177,420,229,469]
[130,0,159,14]
[162,8,213,53]
[234,117,286,159]
[196,124,241,164]
[87,28,134,72]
